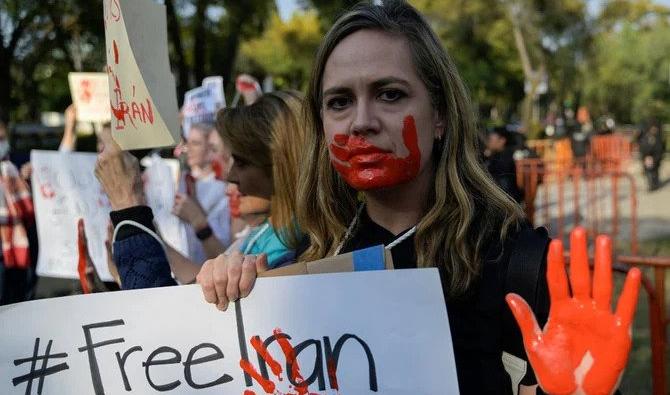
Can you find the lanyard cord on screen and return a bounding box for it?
[332,203,417,256]
[243,222,271,255]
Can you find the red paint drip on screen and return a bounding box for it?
[329,115,421,190]
[326,357,339,391]
[76,219,90,294]
[240,359,275,394]
[113,40,119,64]
[243,391,256,395]
[274,329,309,395]
[250,336,283,378]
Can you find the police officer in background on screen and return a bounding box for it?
[639,121,666,191]
[484,126,523,203]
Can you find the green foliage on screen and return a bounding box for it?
[239,11,322,90]
[584,21,670,124]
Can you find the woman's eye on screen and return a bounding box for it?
[325,97,351,111]
[379,89,405,102]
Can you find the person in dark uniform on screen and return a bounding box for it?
[639,122,665,191]
[485,126,524,203]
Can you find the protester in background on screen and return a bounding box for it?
[484,126,523,203]
[95,90,306,289]
[0,118,37,305]
[639,121,665,191]
[176,122,231,263]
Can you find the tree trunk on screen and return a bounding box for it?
[165,0,189,105]
[193,0,208,84]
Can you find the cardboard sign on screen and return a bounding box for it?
[0,269,458,394]
[182,77,226,137]
[261,245,394,277]
[31,150,184,281]
[103,0,180,150]
[68,73,112,123]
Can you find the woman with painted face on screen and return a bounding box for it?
[199,2,641,395]
[299,4,539,394]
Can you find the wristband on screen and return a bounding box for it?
[195,224,213,240]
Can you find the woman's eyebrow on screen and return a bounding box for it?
[371,77,410,90]
[322,86,351,97]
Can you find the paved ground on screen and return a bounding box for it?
[530,154,670,252]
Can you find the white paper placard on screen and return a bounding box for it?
[68,73,112,123]
[0,269,457,394]
[143,155,188,256]
[103,0,180,150]
[31,150,114,281]
[182,77,226,137]
[30,150,186,281]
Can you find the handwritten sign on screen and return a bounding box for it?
[0,269,457,394]
[68,73,111,123]
[103,0,180,150]
[182,76,226,137]
[31,150,185,281]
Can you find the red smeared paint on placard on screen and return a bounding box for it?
[240,328,321,395]
[329,115,421,190]
[326,357,339,391]
[240,359,276,394]
[77,219,90,294]
[113,40,119,64]
[250,335,283,379]
[274,328,310,395]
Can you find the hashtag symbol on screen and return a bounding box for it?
[12,338,69,395]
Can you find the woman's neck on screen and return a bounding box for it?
[363,165,433,235]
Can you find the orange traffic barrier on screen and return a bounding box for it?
[614,256,670,395]
[516,158,638,254]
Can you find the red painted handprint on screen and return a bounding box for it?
[240,328,323,395]
[506,227,641,395]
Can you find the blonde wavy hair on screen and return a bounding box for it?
[216,90,304,249]
[297,1,524,297]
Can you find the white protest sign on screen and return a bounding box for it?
[202,76,226,109]
[31,150,187,281]
[103,0,180,150]
[68,73,112,123]
[32,150,114,281]
[182,76,226,137]
[143,155,188,256]
[0,270,457,394]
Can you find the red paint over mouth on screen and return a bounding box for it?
[328,115,421,190]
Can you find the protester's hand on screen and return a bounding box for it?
[20,162,32,181]
[77,218,107,293]
[235,74,262,105]
[105,221,121,287]
[94,126,145,210]
[173,192,207,228]
[64,104,77,128]
[196,251,269,311]
[506,227,641,395]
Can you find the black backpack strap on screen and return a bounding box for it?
[502,225,551,392]
[506,226,550,312]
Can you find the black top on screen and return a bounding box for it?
[339,210,544,395]
[485,148,523,203]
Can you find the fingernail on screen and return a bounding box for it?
[217,303,228,311]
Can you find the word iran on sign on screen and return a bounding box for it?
[0,270,458,394]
